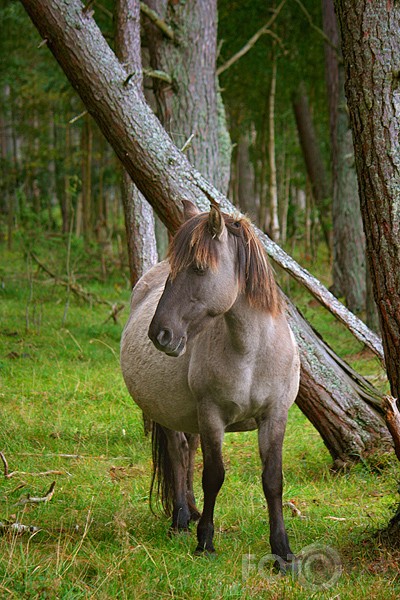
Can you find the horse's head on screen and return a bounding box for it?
[148,202,239,356]
[148,201,281,357]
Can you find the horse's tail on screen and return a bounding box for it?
[149,422,174,517]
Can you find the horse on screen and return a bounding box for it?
[120,200,300,562]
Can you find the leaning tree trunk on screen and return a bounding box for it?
[20,0,392,463]
[335,0,400,534]
[115,0,158,288]
[322,0,366,314]
[287,300,391,467]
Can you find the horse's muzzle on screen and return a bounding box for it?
[148,324,187,357]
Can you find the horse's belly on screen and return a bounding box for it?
[121,334,199,433]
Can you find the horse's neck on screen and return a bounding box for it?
[224,295,270,355]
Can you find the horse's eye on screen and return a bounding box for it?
[192,265,206,275]
[233,221,241,228]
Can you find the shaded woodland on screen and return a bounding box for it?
[2,0,400,538]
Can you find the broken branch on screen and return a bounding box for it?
[15,481,56,506]
[0,451,69,479]
[140,2,174,41]
[382,395,400,462]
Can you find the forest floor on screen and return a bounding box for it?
[0,231,399,599]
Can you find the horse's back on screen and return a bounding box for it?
[120,262,199,432]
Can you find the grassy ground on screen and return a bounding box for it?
[0,234,399,599]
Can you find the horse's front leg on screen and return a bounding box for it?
[257,412,293,562]
[195,411,225,554]
[185,433,201,522]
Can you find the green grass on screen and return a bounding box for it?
[0,235,399,599]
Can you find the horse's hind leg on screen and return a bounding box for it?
[185,433,201,522]
[257,412,293,562]
[151,424,192,531]
[165,429,193,530]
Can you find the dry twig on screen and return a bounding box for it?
[0,451,68,479]
[15,481,56,506]
[283,501,306,519]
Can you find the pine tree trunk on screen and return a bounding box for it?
[335,0,400,534]
[268,54,280,242]
[143,0,231,195]
[81,113,92,240]
[237,132,258,222]
[115,0,158,287]
[20,0,392,463]
[288,299,391,466]
[322,0,366,313]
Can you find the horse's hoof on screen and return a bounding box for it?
[193,545,216,558]
[278,557,300,576]
[168,526,190,537]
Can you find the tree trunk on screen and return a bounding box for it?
[237,131,258,222]
[81,113,92,240]
[322,0,366,313]
[288,300,391,466]
[20,0,391,463]
[268,53,280,242]
[115,0,158,287]
[142,0,231,195]
[292,84,331,251]
[335,0,400,532]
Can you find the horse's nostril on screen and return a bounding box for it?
[156,328,172,347]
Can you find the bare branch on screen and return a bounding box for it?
[0,452,10,478]
[15,481,56,506]
[293,0,339,55]
[180,133,196,153]
[142,68,173,85]
[140,2,174,41]
[382,395,400,462]
[1,452,69,479]
[29,251,125,321]
[69,110,88,124]
[217,0,287,76]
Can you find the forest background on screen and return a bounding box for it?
[1,0,400,598]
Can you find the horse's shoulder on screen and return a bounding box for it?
[130,261,169,312]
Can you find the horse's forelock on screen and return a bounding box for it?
[168,212,282,315]
[168,214,219,278]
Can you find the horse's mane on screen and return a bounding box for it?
[168,211,282,315]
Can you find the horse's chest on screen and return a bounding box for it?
[189,347,271,420]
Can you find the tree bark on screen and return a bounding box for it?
[335,0,400,533]
[322,0,366,314]
[142,0,231,195]
[288,299,391,466]
[20,0,391,462]
[115,0,158,287]
[268,53,280,242]
[335,0,400,403]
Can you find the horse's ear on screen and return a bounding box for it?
[208,204,225,239]
[182,200,200,221]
